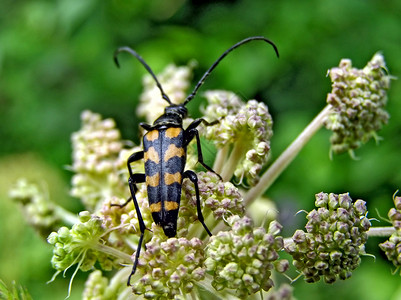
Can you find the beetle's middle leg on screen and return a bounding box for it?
[110,151,144,208]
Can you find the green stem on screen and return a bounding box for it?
[367,226,395,237]
[54,205,80,226]
[220,142,246,181]
[106,267,132,298]
[95,243,132,263]
[283,226,394,248]
[195,275,241,299]
[213,145,229,174]
[244,104,333,206]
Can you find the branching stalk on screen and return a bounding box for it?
[244,104,333,205]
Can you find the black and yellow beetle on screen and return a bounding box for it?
[113,36,279,285]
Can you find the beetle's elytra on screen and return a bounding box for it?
[144,127,186,237]
[113,36,279,285]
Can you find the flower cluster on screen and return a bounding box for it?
[265,284,294,300]
[82,268,132,300]
[205,216,288,297]
[82,270,108,299]
[70,110,132,211]
[9,179,61,237]
[379,193,401,272]
[137,63,194,123]
[285,192,371,283]
[131,226,206,299]
[47,211,119,273]
[180,171,244,225]
[99,184,154,237]
[324,53,391,155]
[202,90,273,185]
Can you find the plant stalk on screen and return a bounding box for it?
[244,104,333,205]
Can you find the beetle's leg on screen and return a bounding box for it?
[185,117,219,132]
[110,151,144,208]
[109,151,147,285]
[184,120,222,180]
[125,151,148,286]
[127,173,146,286]
[183,170,212,237]
[110,196,133,208]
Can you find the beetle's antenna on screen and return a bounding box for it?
[184,36,279,105]
[114,46,172,104]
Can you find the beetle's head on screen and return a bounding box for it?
[164,104,188,119]
[152,103,188,127]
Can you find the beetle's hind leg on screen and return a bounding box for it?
[183,170,212,236]
[110,151,145,208]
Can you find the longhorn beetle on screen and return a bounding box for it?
[113,36,279,285]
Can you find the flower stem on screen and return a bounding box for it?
[244,104,333,205]
[367,226,395,237]
[220,142,245,181]
[54,205,80,226]
[213,145,229,174]
[95,243,132,262]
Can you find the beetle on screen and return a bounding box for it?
[113,36,279,285]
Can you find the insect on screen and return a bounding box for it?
[113,36,279,285]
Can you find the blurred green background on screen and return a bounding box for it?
[0,0,400,299]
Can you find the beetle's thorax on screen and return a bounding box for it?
[152,104,188,127]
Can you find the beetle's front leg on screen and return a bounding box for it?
[183,170,212,236]
[184,119,222,179]
[126,172,147,286]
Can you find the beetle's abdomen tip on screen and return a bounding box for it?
[162,223,177,238]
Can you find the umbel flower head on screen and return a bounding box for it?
[285,192,371,283]
[9,179,62,237]
[70,110,130,211]
[379,192,401,272]
[324,53,391,156]
[47,211,118,273]
[202,90,273,185]
[205,215,288,297]
[131,225,206,299]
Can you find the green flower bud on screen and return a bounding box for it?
[47,214,118,273]
[324,53,391,155]
[379,193,401,271]
[205,216,286,297]
[82,270,108,300]
[285,192,370,283]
